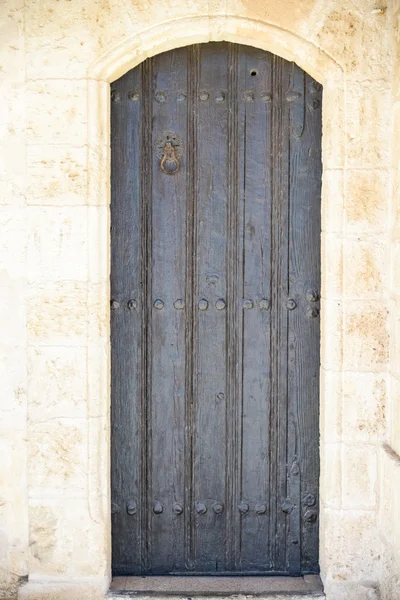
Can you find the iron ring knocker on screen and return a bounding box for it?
[160,141,180,175]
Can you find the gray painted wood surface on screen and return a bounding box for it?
[110,42,322,576]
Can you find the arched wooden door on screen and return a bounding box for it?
[110,42,322,576]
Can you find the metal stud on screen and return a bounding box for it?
[153,502,163,514]
[287,299,297,310]
[213,502,224,515]
[111,90,121,103]
[306,289,319,302]
[110,299,120,310]
[128,90,139,101]
[281,500,293,514]
[216,392,225,402]
[127,298,137,310]
[238,502,249,514]
[174,298,185,310]
[255,503,267,515]
[216,298,226,310]
[199,299,208,311]
[304,509,318,523]
[195,501,207,515]
[303,493,316,507]
[176,91,186,102]
[261,92,272,102]
[111,503,120,515]
[172,503,183,515]
[243,299,253,310]
[199,91,209,101]
[154,299,164,310]
[259,298,270,311]
[244,90,254,102]
[306,307,319,319]
[126,501,137,515]
[312,98,320,109]
[215,91,225,102]
[155,91,166,103]
[286,91,301,102]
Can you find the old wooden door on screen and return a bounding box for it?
[111,42,321,576]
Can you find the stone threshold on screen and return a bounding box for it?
[109,575,324,598]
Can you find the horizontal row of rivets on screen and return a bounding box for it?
[112,90,320,107]
[113,501,275,516]
[111,298,319,317]
[111,299,271,311]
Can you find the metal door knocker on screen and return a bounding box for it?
[156,131,183,176]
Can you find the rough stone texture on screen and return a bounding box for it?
[0,0,399,599]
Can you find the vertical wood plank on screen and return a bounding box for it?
[287,67,322,573]
[193,42,229,572]
[148,47,188,573]
[236,46,273,573]
[110,64,143,575]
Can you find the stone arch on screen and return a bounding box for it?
[85,13,345,592]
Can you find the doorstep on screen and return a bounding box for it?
[108,575,324,599]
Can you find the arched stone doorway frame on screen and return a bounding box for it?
[86,13,345,592]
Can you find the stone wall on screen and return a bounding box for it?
[0,1,399,599]
[379,2,400,600]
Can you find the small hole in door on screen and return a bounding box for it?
[250,69,257,76]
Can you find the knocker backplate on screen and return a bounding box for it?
[155,130,183,159]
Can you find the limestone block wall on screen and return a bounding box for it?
[379,3,400,600]
[0,1,399,599]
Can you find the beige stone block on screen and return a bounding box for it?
[0,207,26,279]
[28,346,87,422]
[87,282,109,343]
[88,207,109,283]
[387,375,400,457]
[342,444,377,509]
[345,169,390,234]
[27,145,88,206]
[0,426,29,597]
[27,207,88,283]
[18,580,108,600]
[321,79,345,169]
[389,239,400,295]
[0,84,25,130]
[321,170,344,234]
[320,299,342,370]
[27,281,88,345]
[25,0,137,79]
[0,126,26,205]
[343,237,386,299]
[379,445,400,545]
[320,443,341,509]
[389,295,400,379]
[0,275,26,346]
[0,0,25,85]
[28,498,107,577]
[320,369,342,443]
[322,508,380,581]
[26,80,87,146]
[87,417,110,524]
[312,4,391,80]
[346,83,391,168]
[87,344,109,419]
[323,580,380,600]
[321,234,342,299]
[343,300,388,371]
[380,538,400,600]
[342,372,386,442]
[0,345,27,420]
[28,419,87,498]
